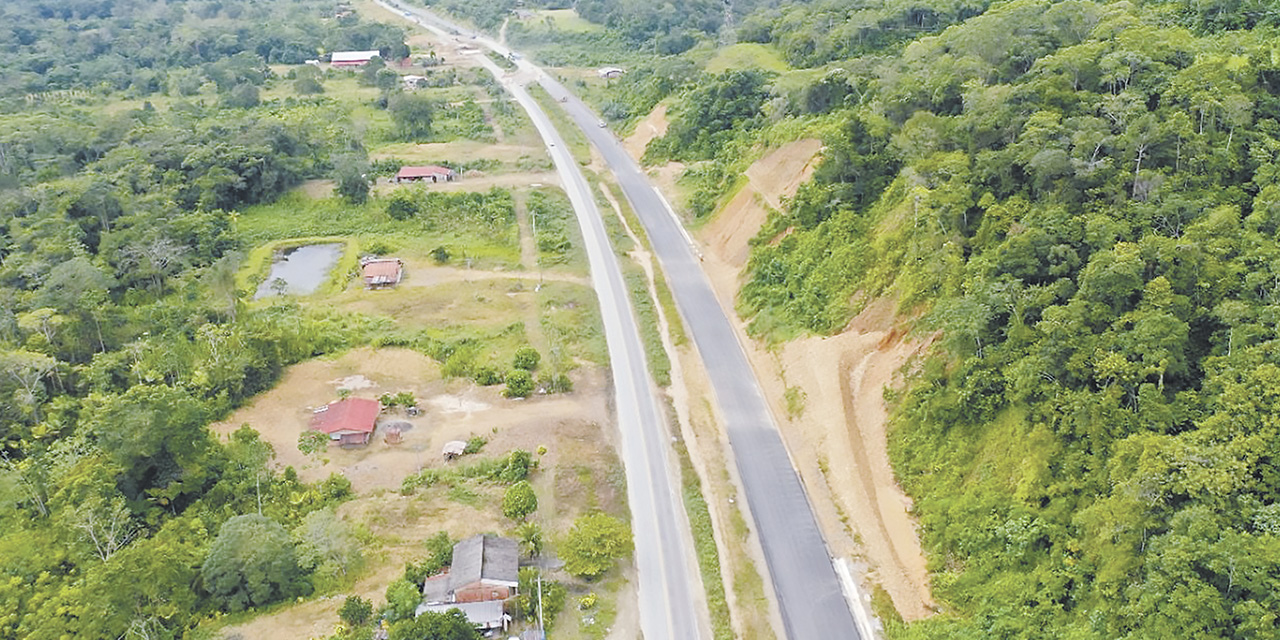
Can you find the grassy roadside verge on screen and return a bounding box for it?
[675,438,735,640]
[529,84,592,165]
[603,181,686,346]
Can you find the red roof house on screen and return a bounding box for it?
[309,397,380,445]
[395,165,457,184]
[361,258,403,288]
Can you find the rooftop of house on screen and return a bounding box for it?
[361,258,402,283]
[331,50,381,63]
[309,397,379,434]
[423,534,519,603]
[396,165,455,178]
[451,534,519,587]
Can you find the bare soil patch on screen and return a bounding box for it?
[702,139,823,269]
[211,347,610,493]
[622,103,668,161]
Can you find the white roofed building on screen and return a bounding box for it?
[331,50,381,67]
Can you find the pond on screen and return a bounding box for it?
[253,243,344,299]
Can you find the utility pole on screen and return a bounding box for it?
[537,572,545,632]
[530,200,542,291]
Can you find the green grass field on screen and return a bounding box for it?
[705,43,791,74]
[235,191,521,266]
[526,9,605,34]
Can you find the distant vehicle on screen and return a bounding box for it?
[598,120,607,128]
[402,10,410,16]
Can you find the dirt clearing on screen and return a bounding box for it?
[701,139,823,268]
[211,347,610,493]
[692,141,937,621]
[623,103,668,160]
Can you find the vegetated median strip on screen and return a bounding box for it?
[529,84,592,166]
[596,175,735,638]
[594,178,673,387]
[675,437,734,640]
[605,181,687,347]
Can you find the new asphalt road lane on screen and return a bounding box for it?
[542,80,865,640]
[380,3,861,638]
[377,3,709,638]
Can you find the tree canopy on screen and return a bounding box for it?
[561,512,632,579]
[201,514,307,611]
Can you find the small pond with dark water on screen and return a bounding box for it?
[253,243,344,300]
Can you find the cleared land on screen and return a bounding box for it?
[704,43,791,74]
[214,19,638,636]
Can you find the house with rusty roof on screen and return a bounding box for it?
[360,257,403,288]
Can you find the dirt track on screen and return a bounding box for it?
[627,123,937,621]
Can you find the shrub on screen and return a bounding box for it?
[539,373,573,394]
[500,449,534,483]
[502,480,538,521]
[383,579,420,622]
[504,369,533,398]
[405,531,454,583]
[339,595,373,626]
[512,346,541,371]
[387,192,419,221]
[463,435,487,455]
[473,366,503,386]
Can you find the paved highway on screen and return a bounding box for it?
[379,3,865,638]
[376,3,709,639]
[539,78,865,640]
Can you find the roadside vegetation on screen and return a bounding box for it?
[419,0,1280,637]
[558,0,1280,638]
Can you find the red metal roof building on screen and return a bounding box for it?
[361,258,403,288]
[394,165,457,183]
[309,397,380,445]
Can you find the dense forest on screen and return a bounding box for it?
[0,0,408,99]
[637,0,1280,637]
[0,1,416,638]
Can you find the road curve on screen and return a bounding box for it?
[376,3,709,639]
